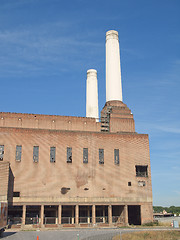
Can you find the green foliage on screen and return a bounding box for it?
[153,206,180,215]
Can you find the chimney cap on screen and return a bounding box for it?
[87,69,97,77]
[106,30,119,41]
[87,69,97,74]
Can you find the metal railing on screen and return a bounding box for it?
[25,217,39,225]
[8,217,22,225]
[96,216,108,223]
[61,217,75,224]
[44,217,57,224]
[79,217,92,223]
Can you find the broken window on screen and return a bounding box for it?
[67,147,72,163]
[136,165,148,177]
[16,145,22,161]
[114,149,119,165]
[0,145,4,161]
[50,147,56,163]
[99,149,104,164]
[138,181,146,187]
[83,148,88,163]
[33,146,39,163]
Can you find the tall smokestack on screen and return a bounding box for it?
[86,69,99,121]
[106,30,123,102]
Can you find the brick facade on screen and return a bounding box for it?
[0,100,153,227]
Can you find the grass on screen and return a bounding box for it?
[113,230,180,240]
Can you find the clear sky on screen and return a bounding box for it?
[0,0,180,206]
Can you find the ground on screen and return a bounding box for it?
[1,228,180,240]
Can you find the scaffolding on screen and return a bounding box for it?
[101,107,112,132]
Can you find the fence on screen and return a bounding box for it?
[44,217,57,224]
[96,216,108,223]
[79,217,92,224]
[61,217,75,224]
[25,217,39,225]
[8,217,22,225]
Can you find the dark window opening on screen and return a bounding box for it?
[50,147,56,163]
[67,147,72,163]
[99,149,104,164]
[0,145,4,161]
[136,165,148,177]
[114,149,119,165]
[128,182,131,186]
[33,146,39,163]
[128,205,141,225]
[13,192,20,197]
[83,148,88,163]
[16,145,22,161]
[62,205,75,224]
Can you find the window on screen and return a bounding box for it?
[138,181,146,187]
[128,182,132,186]
[0,145,4,161]
[67,147,72,163]
[33,146,39,163]
[13,192,20,197]
[99,149,104,164]
[83,148,88,163]
[16,145,22,161]
[136,165,148,177]
[50,147,56,163]
[114,149,119,165]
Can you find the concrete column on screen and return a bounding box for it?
[124,205,128,225]
[40,205,44,227]
[103,206,106,223]
[55,206,58,224]
[75,205,79,225]
[87,206,90,224]
[22,205,26,225]
[106,30,123,102]
[86,69,99,121]
[72,206,75,224]
[58,205,62,225]
[108,205,112,225]
[92,205,96,225]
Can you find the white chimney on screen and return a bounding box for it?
[106,30,123,102]
[86,69,99,121]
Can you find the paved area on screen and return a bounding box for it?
[1,229,121,240]
[1,228,178,240]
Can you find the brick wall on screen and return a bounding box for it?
[0,112,101,132]
[0,127,152,205]
[0,162,9,202]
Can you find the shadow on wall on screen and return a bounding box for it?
[8,167,14,205]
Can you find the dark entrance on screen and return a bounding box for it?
[128,205,141,225]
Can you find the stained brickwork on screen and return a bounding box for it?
[0,100,153,226]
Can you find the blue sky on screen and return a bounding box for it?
[0,0,180,206]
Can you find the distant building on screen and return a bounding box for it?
[0,30,153,228]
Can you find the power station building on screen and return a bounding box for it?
[0,30,153,228]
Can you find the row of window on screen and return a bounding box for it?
[0,144,148,177]
[0,145,120,165]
